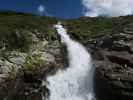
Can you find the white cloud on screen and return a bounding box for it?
[37,4,50,16]
[81,0,133,17]
[38,5,45,12]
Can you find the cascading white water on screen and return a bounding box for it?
[46,23,95,100]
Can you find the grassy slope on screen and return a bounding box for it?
[0,11,58,51]
[0,11,133,50]
[0,11,58,34]
[63,16,133,41]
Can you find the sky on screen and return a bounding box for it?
[0,0,83,19]
[0,0,133,19]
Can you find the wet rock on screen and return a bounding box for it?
[89,26,133,100]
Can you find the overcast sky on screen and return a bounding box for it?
[0,0,133,19]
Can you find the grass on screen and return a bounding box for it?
[0,11,58,51]
[0,11,133,50]
[63,16,133,41]
[23,53,44,75]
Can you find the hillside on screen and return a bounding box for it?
[0,11,133,49]
[0,11,133,100]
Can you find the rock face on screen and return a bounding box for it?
[85,23,133,100]
[0,32,66,100]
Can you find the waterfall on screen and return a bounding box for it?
[46,23,95,100]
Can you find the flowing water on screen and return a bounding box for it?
[46,23,95,100]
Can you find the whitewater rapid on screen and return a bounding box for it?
[46,23,95,100]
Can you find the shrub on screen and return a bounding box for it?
[0,30,33,52]
[23,53,44,75]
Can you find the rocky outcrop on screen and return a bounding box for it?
[0,32,66,100]
[85,23,133,100]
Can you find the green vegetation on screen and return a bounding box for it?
[0,11,57,33]
[47,28,58,41]
[8,65,17,80]
[0,11,133,50]
[1,30,33,52]
[23,53,44,75]
[63,16,133,41]
[0,11,58,51]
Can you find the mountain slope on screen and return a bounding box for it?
[0,11,133,100]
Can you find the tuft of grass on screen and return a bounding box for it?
[23,53,44,75]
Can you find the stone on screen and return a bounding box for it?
[8,52,27,65]
[89,28,133,100]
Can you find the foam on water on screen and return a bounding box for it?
[46,23,95,100]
